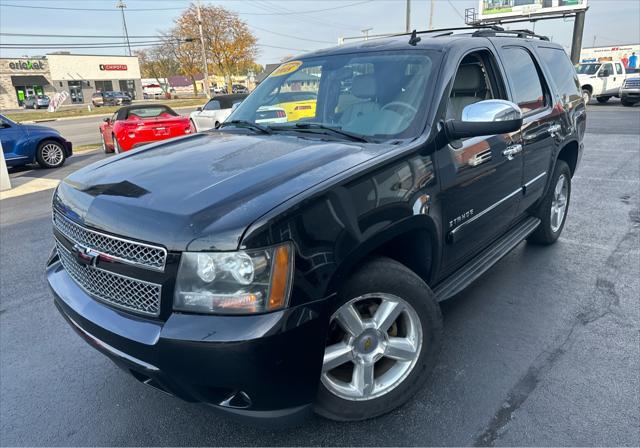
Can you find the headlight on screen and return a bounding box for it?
[174,244,294,315]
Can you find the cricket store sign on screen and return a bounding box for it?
[99,64,128,71]
[8,60,45,70]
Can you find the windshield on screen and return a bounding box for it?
[228,50,436,141]
[577,63,601,75]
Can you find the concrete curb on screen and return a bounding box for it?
[18,105,201,124]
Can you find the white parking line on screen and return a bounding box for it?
[0,178,60,200]
[573,176,640,183]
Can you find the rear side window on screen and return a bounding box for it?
[502,47,546,114]
[615,63,624,75]
[203,100,221,111]
[538,47,581,103]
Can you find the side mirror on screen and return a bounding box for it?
[196,106,202,112]
[444,99,523,141]
[598,69,610,77]
[214,122,222,129]
[103,118,110,123]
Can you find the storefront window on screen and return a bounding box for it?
[68,81,84,104]
[94,80,113,92]
[119,80,136,99]
[14,85,45,106]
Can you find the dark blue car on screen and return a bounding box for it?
[1,114,72,168]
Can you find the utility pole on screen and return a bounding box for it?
[428,0,434,30]
[405,0,411,33]
[196,0,211,97]
[361,28,373,40]
[570,10,586,65]
[592,35,596,47]
[116,0,131,56]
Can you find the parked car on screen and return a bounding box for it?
[189,93,248,132]
[232,84,249,93]
[23,95,50,110]
[48,27,585,424]
[254,105,287,124]
[1,114,72,168]
[99,105,192,153]
[619,76,640,106]
[211,84,227,94]
[577,59,631,104]
[91,91,132,107]
[272,91,317,122]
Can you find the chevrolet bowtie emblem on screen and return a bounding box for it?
[72,244,99,267]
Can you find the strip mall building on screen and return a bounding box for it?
[0,53,143,110]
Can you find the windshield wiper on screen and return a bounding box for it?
[218,120,272,134]
[271,122,371,143]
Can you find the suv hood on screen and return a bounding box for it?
[55,131,384,251]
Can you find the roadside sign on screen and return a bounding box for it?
[0,141,11,192]
[477,0,588,22]
[48,91,69,112]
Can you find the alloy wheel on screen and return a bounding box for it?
[550,174,568,233]
[322,293,423,401]
[41,143,64,166]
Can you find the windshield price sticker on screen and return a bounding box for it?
[269,61,302,77]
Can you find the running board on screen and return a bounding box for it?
[434,217,540,301]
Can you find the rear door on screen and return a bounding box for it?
[498,45,557,212]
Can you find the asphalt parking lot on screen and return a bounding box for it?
[0,104,638,446]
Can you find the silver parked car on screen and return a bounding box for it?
[23,95,50,109]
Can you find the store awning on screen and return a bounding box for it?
[11,75,50,87]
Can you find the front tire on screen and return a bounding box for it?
[528,160,571,245]
[621,99,637,107]
[112,134,121,154]
[315,257,442,421]
[102,133,113,153]
[36,140,66,168]
[596,96,611,103]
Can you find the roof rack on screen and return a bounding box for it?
[471,27,550,41]
[394,25,549,42]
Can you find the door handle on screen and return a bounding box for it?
[502,144,522,160]
[548,123,561,137]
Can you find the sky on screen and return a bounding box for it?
[0,0,639,66]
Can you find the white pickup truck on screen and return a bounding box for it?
[577,60,632,104]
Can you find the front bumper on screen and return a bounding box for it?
[620,87,640,101]
[47,255,329,424]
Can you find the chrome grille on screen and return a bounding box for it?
[56,241,162,316]
[624,78,640,87]
[53,211,167,271]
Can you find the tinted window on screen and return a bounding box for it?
[538,47,581,103]
[203,100,221,111]
[126,106,177,118]
[502,47,546,114]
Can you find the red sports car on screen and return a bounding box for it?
[100,105,192,153]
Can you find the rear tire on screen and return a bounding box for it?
[582,90,591,104]
[315,257,442,421]
[36,140,66,168]
[596,96,610,103]
[528,160,571,245]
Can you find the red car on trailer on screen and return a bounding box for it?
[100,104,192,153]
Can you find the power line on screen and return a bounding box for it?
[0,32,166,39]
[248,24,334,44]
[0,1,372,15]
[446,0,465,22]
[251,0,362,32]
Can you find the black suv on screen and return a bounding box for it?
[47,27,585,424]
